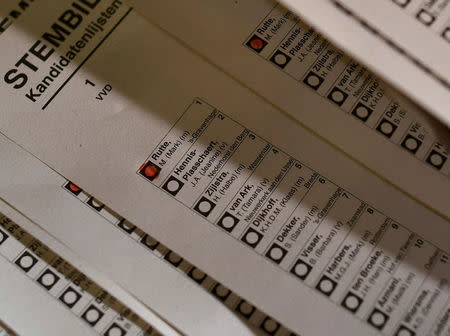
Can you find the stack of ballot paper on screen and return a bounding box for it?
[0,0,449,335]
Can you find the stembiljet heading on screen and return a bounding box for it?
[2,0,124,103]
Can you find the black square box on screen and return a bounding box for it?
[140,234,159,250]
[395,325,415,336]
[139,161,161,181]
[290,259,312,280]
[188,267,207,284]
[217,212,239,232]
[416,9,435,26]
[0,229,8,246]
[327,87,348,106]
[164,251,183,267]
[241,227,263,248]
[367,308,389,330]
[37,268,60,290]
[376,118,398,138]
[15,251,38,273]
[341,292,363,313]
[392,0,410,7]
[401,134,422,154]
[81,304,104,326]
[303,71,325,90]
[316,275,338,296]
[260,316,280,335]
[426,150,447,170]
[65,181,82,196]
[236,300,255,319]
[162,176,184,196]
[104,323,126,336]
[194,196,216,217]
[265,243,288,264]
[246,34,268,53]
[212,283,231,301]
[118,219,136,234]
[352,102,373,122]
[59,286,82,308]
[270,50,292,69]
[87,197,104,211]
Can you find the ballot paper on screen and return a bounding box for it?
[126,0,450,220]
[0,1,449,336]
[279,0,450,129]
[0,133,284,336]
[0,198,180,336]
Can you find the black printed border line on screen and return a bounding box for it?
[136,99,219,188]
[42,7,133,110]
[136,97,450,260]
[61,181,297,336]
[0,215,157,336]
[135,98,328,250]
[331,0,450,91]
[0,320,16,336]
[242,5,448,178]
[66,166,447,335]
[384,246,439,335]
[136,98,450,333]
[242,3,297,47]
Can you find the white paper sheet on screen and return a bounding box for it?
[0,256,98,336]
[125,0,450,219]
[0,1,449,335]
[0,136,257,336]
[278,0,450,129]
[0,199,180,336]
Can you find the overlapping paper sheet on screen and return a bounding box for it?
[278,0,450,128]
[0,2,289,336]
[127,0,450,220]
[0,198,181,336]
[0,133,284,336]
[0,0,449,335]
